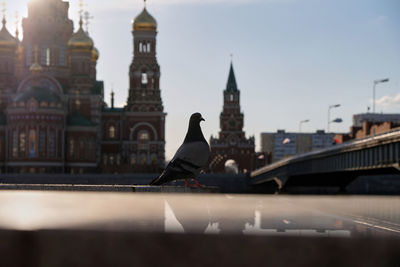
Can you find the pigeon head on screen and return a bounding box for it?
[190,112,205,125]
[184,112,206,143]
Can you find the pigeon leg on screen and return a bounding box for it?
[192,178,205,188]
[184,179,191,187]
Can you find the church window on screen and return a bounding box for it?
[109,154,114,165]
[26,44,32,66]
[141,72,148,85]
[79,139,85,159]
[103,154,107,165]
[46,48,51,66]
[138,131,150,150]
[39,131,46,157]
[130,154,137,165]
[12,131,18,158]
[41,46,50,66]
[19,132,26,154]
[109,126,116,139]
[49,131,55,157]
[59,45,66,66]
[139,42,143,52]
[28,129,37,158]
[140,153,147,165]
[69,139,74,158]
[230,94,234,101]
[147,43,151,52]
[143,42,147,53]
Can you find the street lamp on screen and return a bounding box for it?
[299,119,310,132]
[328,118,343,133]
[373,78,389,113]
[327,104,341,132]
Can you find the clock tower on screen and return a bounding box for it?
[209,63,255,173]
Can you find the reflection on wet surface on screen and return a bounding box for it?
[0,191,399,238]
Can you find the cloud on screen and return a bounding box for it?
[375,93,400,108]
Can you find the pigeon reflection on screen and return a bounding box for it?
[164,196,255,234]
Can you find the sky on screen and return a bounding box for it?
[3,0,400,160]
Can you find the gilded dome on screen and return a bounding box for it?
[91,47,99,62]
[132,8,157,31]
[68,21,94,50]
[0,20,17,51]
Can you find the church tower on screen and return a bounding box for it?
[209,63,255,173]
[127,3,163,113]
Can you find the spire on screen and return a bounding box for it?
[1,0,6,27]
[84,11,93,34]
[111,89,115,109]
[144,0,147,8]
[226,62,238,92]
[14,11,19,40]
[78,0,84,29]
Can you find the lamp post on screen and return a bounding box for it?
[373,78,389,113]
[299,119,310,132]
[327,104,341,133]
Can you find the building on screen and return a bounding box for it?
[209,63,255,173]
[335,113,400,142]
[0,0,165,174]
[260,130,336,162]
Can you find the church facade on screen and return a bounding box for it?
[0,0,165,174]
[209,64,256,173]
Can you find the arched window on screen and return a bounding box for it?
[130,154,137,165]
[147,43,151,53]
[26,44,32,66]
[138,131,150,150]
[59,45,66,66]
[140,153,147,165]
[46,48,51,66]
[230,94,234,101]
[69,139,74,158]
[49,131,55,157]
[19,132,26,154]
[139,42,143,52]
[109,126,116,139]
[39,131,46,157]
[12,131,18,158]
[28,129,37,158]
[141,72,148,85]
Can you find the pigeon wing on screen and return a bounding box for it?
[149,141,210,185]
[171,141,210,174]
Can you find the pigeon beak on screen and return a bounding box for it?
[201,117,205,122]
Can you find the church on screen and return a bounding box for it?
[0,0,165,174]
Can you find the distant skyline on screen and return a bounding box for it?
[4,0,400,160]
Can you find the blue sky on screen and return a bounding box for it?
[4,0,400,160]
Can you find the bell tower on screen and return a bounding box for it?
[220,63,244,139]
[209,63,255,173]
[127,1,163,113]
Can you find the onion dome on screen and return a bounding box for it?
[132,8,157,31]
[0,18,17,51]
[68,20,94,51]
[91,47,99,62]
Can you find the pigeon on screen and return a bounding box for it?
[150,112,210,186]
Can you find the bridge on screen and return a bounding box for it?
[250,129,400,192]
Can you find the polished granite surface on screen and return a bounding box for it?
[0,191,399,237]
